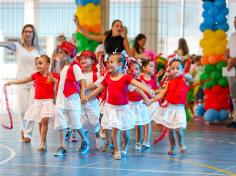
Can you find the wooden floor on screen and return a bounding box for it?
[0,117,236,176]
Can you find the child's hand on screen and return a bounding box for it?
[148,89,156,98]
[143,98,151,106]
[81,96,88,104]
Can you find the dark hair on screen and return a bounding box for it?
[35,55,50,64]
[134,34,146,54]
[105,20,123,38]
[170,59,184,69]
[193,55,201,62]
[141,59,153,67]
[178,38,189,56]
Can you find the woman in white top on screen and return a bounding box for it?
[0,24,42,142]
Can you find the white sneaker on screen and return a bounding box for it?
[135,143,142,150]
[142,141,151,148]
[95,137,104,149]
[121,150,127,156]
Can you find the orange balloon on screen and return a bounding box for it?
[201,56,208,65]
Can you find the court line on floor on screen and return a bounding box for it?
[6,163,226,175]
[206,165,236,176]
[130,152,236,176]
[0,144,16,165]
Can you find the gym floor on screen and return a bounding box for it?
[0,118,236,176]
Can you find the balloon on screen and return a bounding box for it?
[203,30,214,39]
[207,6,218,17]
[204,109,219,122]
[76,0,100,6]
[216,23,229,32]
[214,45,225,55]
[204,64,215,73]
[221,7,229,16]
[200,72,210,81]
[77,37,88,48]
[214,0,226,8]
[214,30,226,39]
[195,104,205,116]
[204,80,216,89]
[208,55,219,64]
[200,23,207,32]
[218,109,228,121]
[203,1,213,10]
[210,71,220,81]
[217,77,228,87]
[216,61,226,71]
[216,15,227,25]
[204,18,215,26]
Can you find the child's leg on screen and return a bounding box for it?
[168,128,176,155]
[122,130,130,152]
[175,128,186,153]
[136,125,142,143]
[112,128,121,153]
[102,129,112,152]
[147,122,152,144]
[143,124,148,144]
[59,129,64,147]
[77,128,88,142]
[40,117,49,146]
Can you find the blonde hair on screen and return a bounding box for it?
[20,24,41,51]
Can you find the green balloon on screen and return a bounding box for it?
[75,32,85,40]
[216,61,226,71]
[185,108,191,122]
[218,77,228,87]
[210,71,221,81]
[200,72,210,81]
[204,64,216,73]
[78,38,88,48]
[204,80,215,89]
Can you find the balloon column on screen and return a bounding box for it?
[199,0,230,122]
[74,0,101,52]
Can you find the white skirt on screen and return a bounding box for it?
[24,99,55,123]
[152,104,187,129]
[129,101,151,125]
[147,101,159,117]
[102,103,135,130]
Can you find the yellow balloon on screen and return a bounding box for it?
[214,30,226,40]
[204,30,214,39]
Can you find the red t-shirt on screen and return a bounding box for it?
[165,76,189,104]
[128,79,143,102]
[101,74,133,105]
[32,72,59,99]
[140,75,158,98]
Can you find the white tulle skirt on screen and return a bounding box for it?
[152,104,187,129]
[129,100,151,125]
[24,99,55,123]
[102,103,135,130]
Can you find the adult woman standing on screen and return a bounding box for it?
[131,34,146,60]
[0,24,43,142]
[74,16,131,56]
[175,38,189,59]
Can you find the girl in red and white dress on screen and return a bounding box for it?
[140,59,160,148]
[83,52,154,160]
[152,57,191,155]
[127,60,151,150]
[77,50,104,149]
[5,55,59,151]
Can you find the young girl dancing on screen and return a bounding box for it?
[127,60,151,150]
[82,52,154,160]
[5,55,59,151]
[152,56,191,155]
[140,59,160,148]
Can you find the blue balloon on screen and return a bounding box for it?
[221,8,229,16]
[75,0,100,6]
[204,109,219,122]
[217,23,229,31]
[204,17,215,26]
[202,11,209,18]
[214,0,226,8]
[208,6,219,17]
[203,1,213,10]
[195,104,205,116]
[218,109,228,121]
[216,15,227,24]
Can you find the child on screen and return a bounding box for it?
[5,55,59,151]
[77,50,104,149]
[82,52,154,160]
[152,56,191,155]
[140,59,160,148]
[127,60,151,150]
[53,41,89,155]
